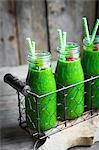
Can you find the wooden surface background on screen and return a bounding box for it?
[0,0,99,66]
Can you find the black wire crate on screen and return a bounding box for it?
[4,74,99,149]
[16,75,99,139]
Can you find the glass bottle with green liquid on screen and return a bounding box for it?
[82,18,99,109]
[25,39,57,131]
[82,36,99,109]
[55,30,84,120]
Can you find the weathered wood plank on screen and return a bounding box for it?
[1,132,33,150]
[39,115,99,150]
[0,0,19,67]
[16,0,48,64]
[1,121,33,150]
[47,0,96,60]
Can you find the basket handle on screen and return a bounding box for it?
[4,73,30,96]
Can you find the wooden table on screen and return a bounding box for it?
[0,63,99,150]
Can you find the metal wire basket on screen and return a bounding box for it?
[4,74,99,150]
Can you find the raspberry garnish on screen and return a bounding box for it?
[67,58,76,62]
[95,44,99,51]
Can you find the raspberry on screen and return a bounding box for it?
[95,44,99,51]
[67,58,76,62]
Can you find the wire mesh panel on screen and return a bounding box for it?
[18,92,26,127]
[17,75,99,140]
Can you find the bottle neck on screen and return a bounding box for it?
[57,42,80,62]
[83,35,99,51]
[28,52,51,71]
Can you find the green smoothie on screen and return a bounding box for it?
[82,36,99,109]
[25,52,56,131]
[56,43,84,120]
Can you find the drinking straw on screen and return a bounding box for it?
[26,38,35,55]
[82,17,90,44]
[90,19,99,44]
[57,29,66,49]
[57,29,63,49]
[32,41,36,52]
[62,31,66,49]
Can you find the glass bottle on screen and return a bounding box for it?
[25,51,56,131]
[55,43,84,120]
[82,36,99,109]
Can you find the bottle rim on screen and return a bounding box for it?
[57,42,80,55]
[27,51,51,62]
